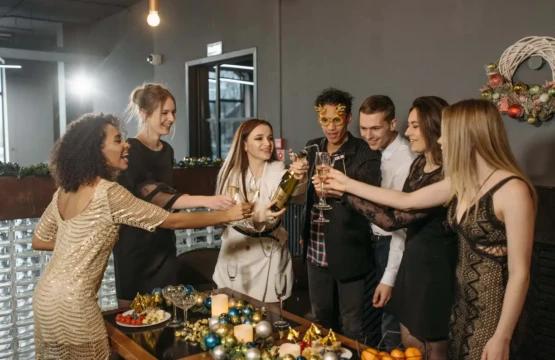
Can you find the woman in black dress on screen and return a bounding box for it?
[324,99,535,360]
[114,84,235,307]
[318,97,456,360]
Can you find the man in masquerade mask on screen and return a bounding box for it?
[300,87,381,341]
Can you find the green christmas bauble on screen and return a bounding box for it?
[529,85,541,95]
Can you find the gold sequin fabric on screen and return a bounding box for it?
[33,180,169,359]
[447,176,525,360]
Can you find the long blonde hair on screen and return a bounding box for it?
[215,119,277,200]
[442,99,537,214]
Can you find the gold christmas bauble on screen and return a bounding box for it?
[527,116,537,124]
[481,90,492,99]
[230,315,242,325]
[513,82,527,94]
[261,352,273,360]
[283,355,296,360]
[235,300,246,311]
[223,335,237,347]
[229,298,237,308]
[200,327,211,338]
[252,312,263,323]
[196,295,205,306]
[214,325,227,337]
[487,63,497,72]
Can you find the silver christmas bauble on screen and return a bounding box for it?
[322,352,339,360]
[245,348,261,360]
[254,320,272,338]
[209,316,220,331]
[212,345,227,360]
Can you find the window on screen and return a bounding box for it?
[187,50,256,159]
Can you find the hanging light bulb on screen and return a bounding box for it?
[147,0,160,27]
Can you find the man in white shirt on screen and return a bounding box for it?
[358,95,416,350]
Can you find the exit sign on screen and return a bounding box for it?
[207,41,223,57]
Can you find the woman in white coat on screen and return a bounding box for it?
[213,119,308,303]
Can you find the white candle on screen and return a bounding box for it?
[234,324,254,343]
[279,343,301,357]
[211,294,229,317]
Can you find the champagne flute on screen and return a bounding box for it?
[162,285,181,328]
[227,256,238,298]
[247,176,260,204]
[273,272,289,329]
[313,152,331,223]
[227,184,240,203]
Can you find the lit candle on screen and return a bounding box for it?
[211,294,229,317]
[234,324,254,343]
[279,343,301,357]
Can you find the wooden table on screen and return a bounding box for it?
[104,288,366,360]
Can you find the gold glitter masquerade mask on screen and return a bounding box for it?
[315,104,348,126]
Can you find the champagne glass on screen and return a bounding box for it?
[162,285,181,328]
[247,176,260,203]
[313,152,331,223]
[174,294,197,325]
[273,273,289,329]
[227,256,238,298]
[227,183,240,203]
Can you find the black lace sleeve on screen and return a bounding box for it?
[137,181,182,210]
[346,156,444,231]
[118,140,183,211]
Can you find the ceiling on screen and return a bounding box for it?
[0,0,145,24]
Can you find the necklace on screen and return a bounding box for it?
[470,168,498,203]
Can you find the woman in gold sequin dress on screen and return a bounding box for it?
[31,113,253,359]
[323,99,536,360]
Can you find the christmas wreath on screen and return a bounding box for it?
[480,36,555,124]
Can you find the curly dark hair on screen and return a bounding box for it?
[314,87,355,114]
[50,113,126,192]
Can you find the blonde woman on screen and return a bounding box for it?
[114,83,234,308]
[323,99,535,360]
[213,119,308,303]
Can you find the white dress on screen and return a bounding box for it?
[213,161,306,302]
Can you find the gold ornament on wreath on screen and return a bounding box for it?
[480,36,555,125]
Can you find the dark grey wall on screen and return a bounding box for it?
[91,0,555,185]
[6,60,57,165]
[91,2,154,127]
[151,0,280,158]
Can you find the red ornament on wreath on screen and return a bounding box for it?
[488,74,504,87]
[507,104,524,119]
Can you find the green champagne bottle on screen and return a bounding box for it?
[270,150,308,212]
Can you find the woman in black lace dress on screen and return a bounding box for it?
[323,99,536,360]
[320,96,455,359]
[114,84,236,307]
